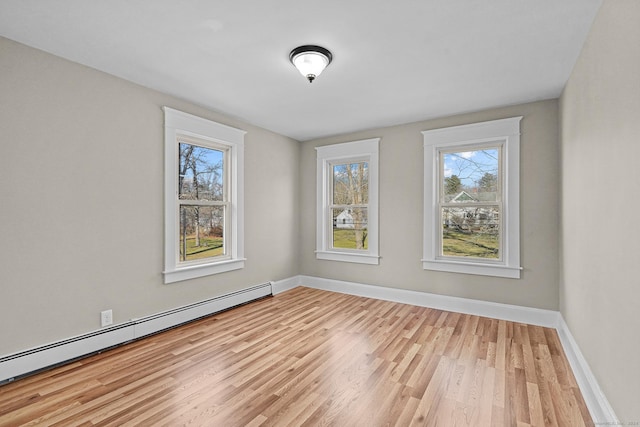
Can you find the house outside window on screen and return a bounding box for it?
[316,138,379,265]
[422,117,522,278]
[163,107,245,283]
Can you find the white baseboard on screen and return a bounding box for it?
[289,275,617,424]
[0,282,273,383]
[299,275,559,327]
[271,275,302,295]
[556,316,619,424]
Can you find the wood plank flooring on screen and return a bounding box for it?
[0,287,592,426]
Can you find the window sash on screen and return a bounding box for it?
[175,138,231,266]
[326,160,370,253]
[437,144,503,204]
[178,204,228,263]
[177,137,229,202]
[435,143,503,261]
[438,203,502,262]
[330,160,369,206]
[329,206,369,251]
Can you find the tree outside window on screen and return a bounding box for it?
[178,142,226,262]
[331,162,369,250]
[440,148,501,259]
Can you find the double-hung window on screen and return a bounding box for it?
[316,138,379,265]
[422,117,521,278]
[163,107,245,283]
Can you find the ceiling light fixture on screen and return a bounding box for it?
[289,45,332,83]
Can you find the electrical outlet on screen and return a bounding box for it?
[100,309,113,327]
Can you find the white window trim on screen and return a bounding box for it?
[163,107,245,284]
[316,138,380,265]
[422,117,522,278]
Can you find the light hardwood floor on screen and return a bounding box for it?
[0,287,592,426]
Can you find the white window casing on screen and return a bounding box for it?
[163,107,245,283]
[316,138,380,265]
[422,117,522,278]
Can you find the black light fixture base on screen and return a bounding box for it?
[289,45,333,65]
[289,45,333,83]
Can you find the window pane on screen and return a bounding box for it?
[179,205,225,261]
[332,207,368,250]
[333,162,368,205]
[179,143,224,201]
[442,148,499,203]
[442,206,499,259]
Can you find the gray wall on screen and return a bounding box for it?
[300,99,561,310]
[2,4,635,418]
[1,34,561,358]
[0,37,300,355]
[560,0,640,421]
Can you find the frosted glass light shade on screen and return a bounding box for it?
[289,45,332,83]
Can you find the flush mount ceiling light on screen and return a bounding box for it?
[289,45,333,83]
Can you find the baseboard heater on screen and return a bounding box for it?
[0,282,273,384]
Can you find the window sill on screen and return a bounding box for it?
[164,258,246,284]
[316,251,380,265]
[422,259,521,279]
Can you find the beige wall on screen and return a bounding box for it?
[0,35,561,358]
[560,0,640,421]
[3,4,634,418]
[0,37,300,355]
[300,99,560,310]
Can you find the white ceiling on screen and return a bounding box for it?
[0,0,602,141]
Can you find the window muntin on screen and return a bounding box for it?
[438,145,502,261]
